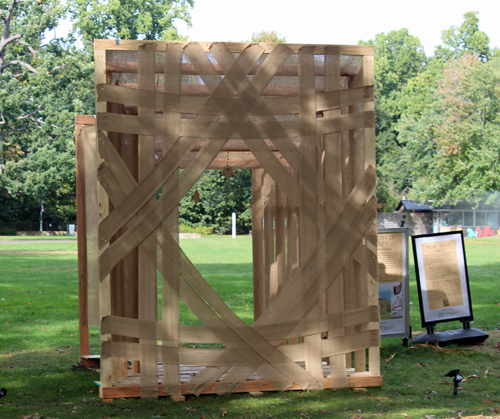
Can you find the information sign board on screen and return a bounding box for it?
[412,231,473,327]
[378,228,410,338]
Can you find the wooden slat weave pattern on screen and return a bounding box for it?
[87,40,378,400]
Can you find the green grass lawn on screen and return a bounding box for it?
[1,235,500,419]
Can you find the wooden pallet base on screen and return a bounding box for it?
[97,374,382,401]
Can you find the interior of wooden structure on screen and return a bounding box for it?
[76,39,380,401]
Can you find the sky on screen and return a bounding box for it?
[174,0,500,57]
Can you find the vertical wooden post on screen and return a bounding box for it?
[349,62,368,373]
[275,185,286,297]
[363,54,380,377]
[94,46,118,389]
[161,42,184,400]
[252,169,265,320]
[76,117,90,361]
[137,43,159,398]
[323,46,349,387]
[263,174,274,309]
[298,46,323,390]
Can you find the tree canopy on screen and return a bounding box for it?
[360,11,499,210]
[0,0,191,231]
[250,30,286,43]
[398,54,500,206]
[435,11,492,61]
[68,0,194,47]
[1,8,499,233]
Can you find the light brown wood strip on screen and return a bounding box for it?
[173,246,318,391]
[96,110,374,140]
[98,373,382,400]
[97,163,127,205]
[76,121,90,358]
[361,54,379,377]
[101,305,379,344]
[183,366,232,397]
[94,46,116,387]
[97,137,227,281]
[324,45,349,387]
[94,39,374,56]
[318,111,375,135]
[322,330,380,358]
[158,223,320,390]
[252,169,265,321]
[298,45,323,390]
[98,133,136,196]
[176,270,294,393]
[263,177,274,308]
[96,83,373,115]
[275,185,286,298]
[136,42,159,399]
[161,42,183,397]
[80,126,100,327]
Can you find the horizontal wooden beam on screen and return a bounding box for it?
[107,61,360,77]
[98,375,382,399]
[97,84,374,114]
[95,39,374,56]
[114,82,344,97]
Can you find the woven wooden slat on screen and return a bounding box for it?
[97,83,374,115]
[101,305,379,344]
[160,42,183,398]
[95,39,374,56]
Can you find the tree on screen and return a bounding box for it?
[1,0,64,77]
[359,29,427,210]
[1,0,195,230]
[251,30,286,43]
[0,0,94,227]
[399,54,500,206]
[435,11,492,61]
[68,0,194,47]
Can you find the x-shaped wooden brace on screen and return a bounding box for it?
[96,42,306,280]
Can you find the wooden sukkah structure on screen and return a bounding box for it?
[76,40,380,402]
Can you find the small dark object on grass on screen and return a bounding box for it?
[0,388,6,398]
[445,369,463,396]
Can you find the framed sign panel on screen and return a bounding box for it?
[412,231,473,328]
[378,228,410,338]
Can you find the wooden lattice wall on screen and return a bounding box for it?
[76,39,380,401]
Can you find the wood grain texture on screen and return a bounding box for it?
[89,40,378,399]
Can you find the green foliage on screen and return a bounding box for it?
[367,12,499,209]
[400,54,500,206]
[179,169,252,234]
[435,11,492,61]
[0,40,94,224]
[179,223,213,235]
[250,30,286,43]
[360,29,427,208]
[0,0,94,225]
[68,0,194,46]
[0,0,191,228]
[0,0,65,49]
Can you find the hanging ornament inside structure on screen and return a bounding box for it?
[221,151,235,180]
